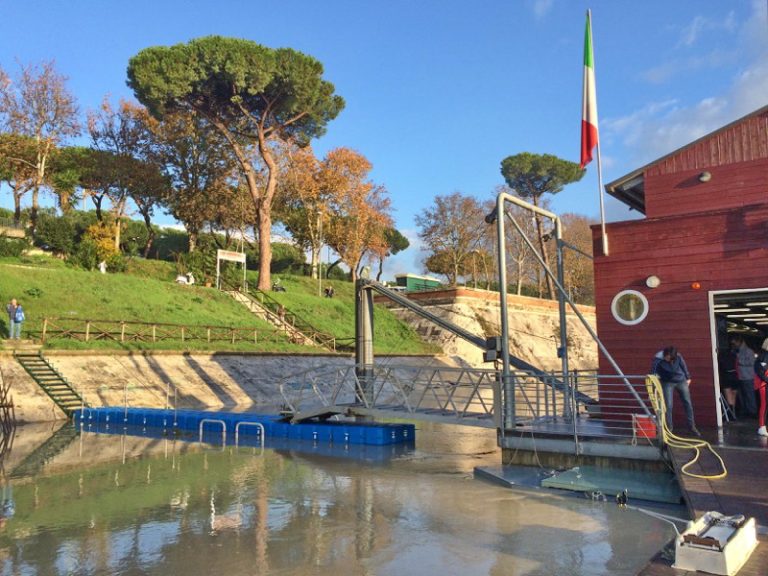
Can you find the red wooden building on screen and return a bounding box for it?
[593,105,768,427]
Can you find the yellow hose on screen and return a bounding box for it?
[645,375,727,480]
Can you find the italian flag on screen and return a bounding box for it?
[580,11,598,169]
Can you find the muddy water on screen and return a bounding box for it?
[0,421,672,576]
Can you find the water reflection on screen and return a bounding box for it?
[0,422,673,575]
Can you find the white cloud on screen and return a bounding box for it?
[606,2,768,166]
[641,49,737,84]
[677,13,736,48]
[530,0,553,19]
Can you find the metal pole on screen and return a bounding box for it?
[493,194,515,430]
[501,195,648,412]
[355,280,375,407]
[318,215,323,298]
[555,234,572,420]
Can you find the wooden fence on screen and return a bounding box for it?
[38,317,287,346]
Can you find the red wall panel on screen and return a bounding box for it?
[645,158,768,219]
[593,204,768,426]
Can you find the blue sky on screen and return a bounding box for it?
[1,0,766,278]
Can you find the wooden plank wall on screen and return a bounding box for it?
[645,157,768,219]
[592,205,768,426]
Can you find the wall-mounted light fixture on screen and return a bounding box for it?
[691,281,701,290]
[698,171,712,182]
[645,275,661,288]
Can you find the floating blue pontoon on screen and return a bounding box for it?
[73,407,415,446]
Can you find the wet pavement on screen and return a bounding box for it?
[637,418,768,575]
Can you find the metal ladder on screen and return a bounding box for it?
[15,352,88,417]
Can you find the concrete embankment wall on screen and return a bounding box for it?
[2,289,597,423]
[0,352,451,423]
[380,287,598,371]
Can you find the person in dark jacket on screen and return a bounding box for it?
[652,346,700,436]
[718,343,740,417]
[731,335,757,417]
[752,338,768,437]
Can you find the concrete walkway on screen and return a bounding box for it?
[637,422,767,575]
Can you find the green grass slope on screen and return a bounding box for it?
[260,275,439,354]
[0,257,437,355]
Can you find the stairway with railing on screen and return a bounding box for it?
[221,280,353,353]
[15,352,88,417]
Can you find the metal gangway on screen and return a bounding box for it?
[279,362,657,447]
[282,189,662,461]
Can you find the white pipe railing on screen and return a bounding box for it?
[234,421,265,450]
[198,419,227,446]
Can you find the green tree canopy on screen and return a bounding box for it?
[500,153,584,203]
[499,152,584,299]
[127,36,344,289]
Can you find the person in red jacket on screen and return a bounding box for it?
[752,338,768,437]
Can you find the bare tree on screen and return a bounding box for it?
[560,212,595,303]
[416,192,486,286]
[0,61,80,229]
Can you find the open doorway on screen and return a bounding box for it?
[710,288,768,428]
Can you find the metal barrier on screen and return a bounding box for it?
[281,364,507,427]
[234,421,265,449]
[198,419,227,446]
[511,370,660,443]
[279,363,659,445]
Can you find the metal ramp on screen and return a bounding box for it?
[280,363,501,427]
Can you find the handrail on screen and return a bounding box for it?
[199,419,227,446]
[38,316,284,345]
[220,277,351,352]
[234,421,265,449]
[358,279,596,407]
[249,287,344,351]
[0,216,24,229]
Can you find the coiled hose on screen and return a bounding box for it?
[645,375,727,480]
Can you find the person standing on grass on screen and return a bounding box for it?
[6,299,24,340]
[652,346,700,437]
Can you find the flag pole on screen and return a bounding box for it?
[590,10,609,257]
[596,132,608,257]
[582,9,608,256]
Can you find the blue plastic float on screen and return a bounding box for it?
[73,407,415,446]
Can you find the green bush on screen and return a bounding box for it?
[153,228,189,260]
[120,220,150,256]
[34,213,75,255]
[270,242,306,273]
[106,253,126,273]
[0,236,27,257]
[69,237,100,270]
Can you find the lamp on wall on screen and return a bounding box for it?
[698,171,712,182]
[645,275,661,288]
